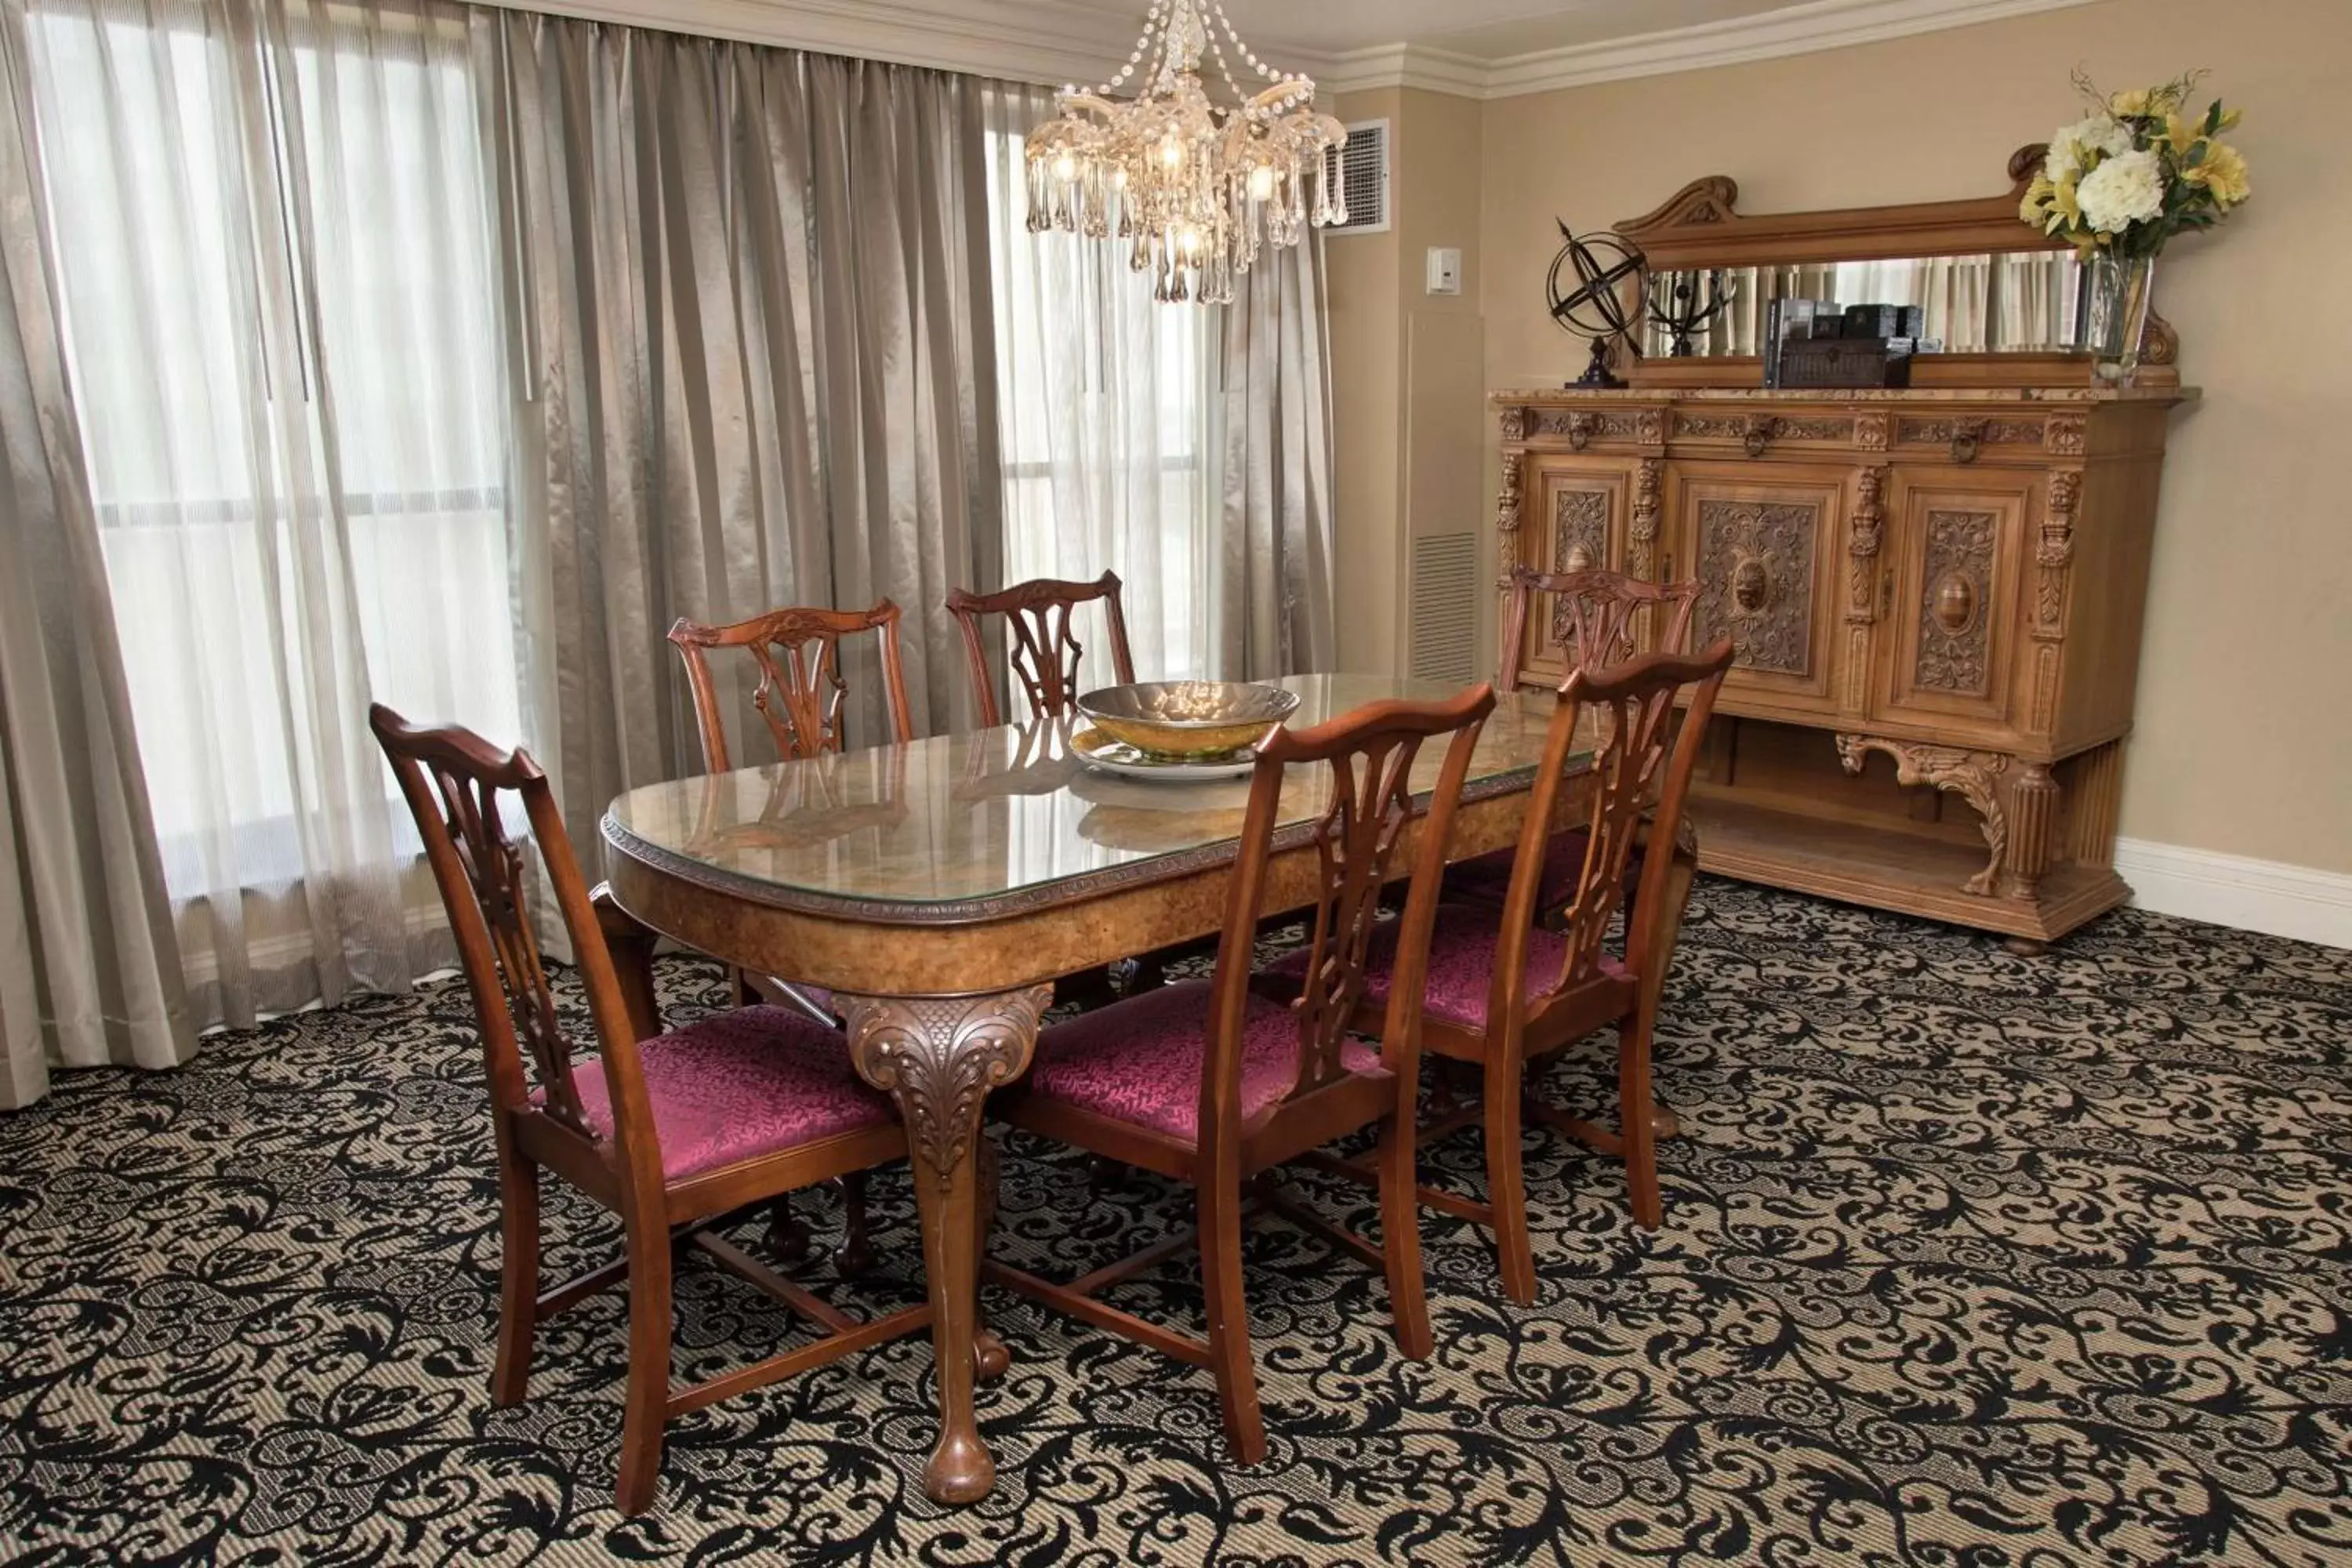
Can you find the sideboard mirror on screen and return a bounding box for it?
[1610,145,2175,387]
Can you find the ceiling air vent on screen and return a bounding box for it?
[1324,118,1390,236]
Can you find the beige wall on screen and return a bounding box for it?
[1327,0,2352,873]
[1326,87,1490,677]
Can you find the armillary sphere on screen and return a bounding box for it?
[1545,220,1646,387]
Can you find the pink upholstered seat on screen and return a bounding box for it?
[1020,978,1385,1143]
[1442,827,1655,923]
[546,1006,894,1181]
[1273,904,1584,1030]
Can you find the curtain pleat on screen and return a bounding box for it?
[0,0,194,1105]
[484,16,1002,851]
[1210,231,1337,681]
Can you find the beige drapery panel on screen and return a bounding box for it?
[1209,234,1337,679]
[0,1,194,1105]
[481,16,1003,849]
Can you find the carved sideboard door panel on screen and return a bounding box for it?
[1874,467,2033,742]
[1508,456,1639,690]
[1667,462,1846,719]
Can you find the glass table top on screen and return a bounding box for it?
[603,674,1580,920]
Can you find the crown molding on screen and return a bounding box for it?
[1475,0,2103,99]
[481,0,2098,103]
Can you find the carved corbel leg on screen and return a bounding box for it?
[840,985,1053,1504]
[1835,735,2012,898]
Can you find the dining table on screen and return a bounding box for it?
[599,672,1700,1504]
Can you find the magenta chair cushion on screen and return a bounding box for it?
[1022,978,1384,1144]
[545,1006,894,1181]
[1444,827,1650,920]
[1271,905,1574,1032]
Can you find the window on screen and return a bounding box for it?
[983,105,1214,683]
[30,4,517,896]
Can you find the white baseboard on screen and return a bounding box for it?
[2113,838,2352,950]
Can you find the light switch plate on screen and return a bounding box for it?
[1425,246,1462,296]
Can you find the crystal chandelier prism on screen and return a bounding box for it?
[1024,0,1348,304]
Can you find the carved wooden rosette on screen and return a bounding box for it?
[1855,413,1890,452]
[1497,404,1527,443]
[1564,410,1596,451]
[1835,734,2011,897]
[840,986,1054,1189]
[2044,415,2086,456]
[1843,466,1888,710]
[1495,451,1524,537]
[2030,468,2082,733]
[1629,459,1663,581]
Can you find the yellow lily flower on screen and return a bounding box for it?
[2189,141,2251,205]
[2108,87,2153,116]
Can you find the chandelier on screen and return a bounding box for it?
[1025,0,1348,304]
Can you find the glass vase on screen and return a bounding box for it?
[2082,251,2157,386]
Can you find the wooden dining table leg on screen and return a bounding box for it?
[840,984,1054,1505]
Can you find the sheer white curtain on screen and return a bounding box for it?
[26,0,517,1028]
[982,83,1211,683]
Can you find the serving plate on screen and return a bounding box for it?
[1071,725,1259,782]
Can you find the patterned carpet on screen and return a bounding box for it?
[2,880,2349,1566]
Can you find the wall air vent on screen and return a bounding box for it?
[1408,532,1479,684]
[1323,118,1390,235]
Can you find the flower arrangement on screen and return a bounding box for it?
[2020,70,2249,259]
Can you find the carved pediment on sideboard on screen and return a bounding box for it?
[1615,143,2055,270]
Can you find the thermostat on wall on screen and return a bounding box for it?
[1425,247,1462,296]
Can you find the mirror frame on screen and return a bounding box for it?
[1609,144,2177,387]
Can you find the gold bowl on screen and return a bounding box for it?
[1074,681,1300,760]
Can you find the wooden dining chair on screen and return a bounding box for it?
[1288,642,1733,1298]
[668,601,916,1275]
[1447,566,1703,917]
[947,570,1135,726]
[370,705,925,1515]
[985,684,1495,1464]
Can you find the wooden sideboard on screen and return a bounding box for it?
[1490,384,2191,946]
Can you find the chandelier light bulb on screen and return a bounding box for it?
[1160,137,1184,168]
[1053,152,1079,181]
[1247,163,1276,201]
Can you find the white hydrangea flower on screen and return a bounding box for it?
[2074,147,2166,233]
[2045,114,2134,183]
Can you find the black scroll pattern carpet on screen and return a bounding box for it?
[2,881,2349,1566]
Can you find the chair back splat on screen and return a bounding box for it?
[947,571,1136,726]
[1496,565,1702,688]
[1501,641,1734,1020]
[670,600,914,771]
[1210,684,1497,1135]
[372,707,637,1134]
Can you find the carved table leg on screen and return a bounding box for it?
[840,985,1053,1505]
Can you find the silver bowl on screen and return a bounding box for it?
[1075,681,1301,760]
